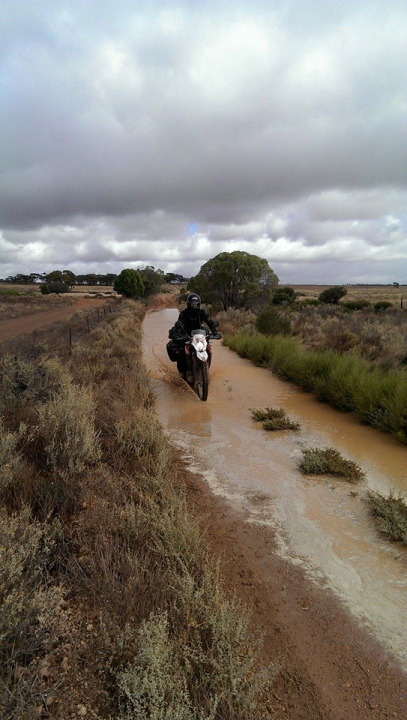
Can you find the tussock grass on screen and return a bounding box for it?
[251,407,300,431]
[367,491,407,544]
[299,447,365,483]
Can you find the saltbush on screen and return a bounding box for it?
[299,447,365,482]
[255,306,291,336]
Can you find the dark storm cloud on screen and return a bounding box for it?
[1,0,407,282]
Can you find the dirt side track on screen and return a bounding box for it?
[0,297,108,343]
[182,463,407,720]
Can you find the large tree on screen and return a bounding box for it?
[114,269,144,298]
[188,251,278,311]
[137,265,165,296]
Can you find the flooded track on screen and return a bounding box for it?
[143,309,407,670]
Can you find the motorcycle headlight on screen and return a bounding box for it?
[196,341,204,351]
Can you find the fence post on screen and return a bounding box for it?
[401,297,403,309]
[69,327,72,348]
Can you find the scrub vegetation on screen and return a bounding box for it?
[299,447,365,483]
[224,304,407,444]
[0,302,275,719]
[367,491,407,545]
[251,407,300,431]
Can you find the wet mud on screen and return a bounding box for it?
[142,309,407,670]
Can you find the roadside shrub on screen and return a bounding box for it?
[319,286,347,304]
[256,306,291,336]
[215,307,256,335]
[367,491,407,544]
[299,447,365,482]
[40,283,50,295]
[118,568,274,720]
[297,298,321,307]
[374,301,393,313]
[273,286,296,305]
[341,300,371,310]
[0,507,62,718]
[33,382,100,479]
[48,281,69,294]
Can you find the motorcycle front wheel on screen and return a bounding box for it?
[194,361,209,401]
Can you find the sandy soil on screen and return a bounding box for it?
[0,297,110,343]
[183,464,407,719]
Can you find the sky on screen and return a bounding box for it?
[1,0,407,284]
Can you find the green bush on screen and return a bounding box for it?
[341,300,371,310]
[47,281,69,294]
[374,301,393,313]
[40,283,50,295]
[251,407,300,431]
[367,491,407,544]
[273,286,296,305]
[299,447,365,482]
[319,286,347,304]
[256,306,291,336]
[114,269,145,298]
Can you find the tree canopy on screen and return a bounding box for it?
[137,266,165,296]
[114,269,144,298]
[188,251,278,311]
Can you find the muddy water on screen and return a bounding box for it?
[143,309,407,669]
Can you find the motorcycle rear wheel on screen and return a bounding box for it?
[194,361,209,401]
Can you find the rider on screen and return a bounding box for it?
[167,293,219,377]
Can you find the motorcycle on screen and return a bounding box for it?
[184,323,222,401]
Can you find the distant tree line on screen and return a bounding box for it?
[1,267,187,297]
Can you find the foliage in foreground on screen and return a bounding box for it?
[367,491,407,545]
[0,302,275,719]
[299,447,365,483]
[224,331,407,443]
[251,407,300,431]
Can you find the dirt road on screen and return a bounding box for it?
[143,308,407,720]
[0,297,109,343]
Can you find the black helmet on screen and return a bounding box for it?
[186,293,201,310]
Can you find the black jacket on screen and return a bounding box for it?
[170,307,216,339]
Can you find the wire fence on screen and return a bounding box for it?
[68,300,121,349]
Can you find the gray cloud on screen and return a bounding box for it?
[1,0,407,282]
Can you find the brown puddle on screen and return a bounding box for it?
[143,309,407,669]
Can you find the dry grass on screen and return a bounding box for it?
[289,305,407,367]
[0,300,276,719]
[0,291,75,322]
[291,284,407,306]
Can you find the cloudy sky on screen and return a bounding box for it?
[1,0,407,283]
